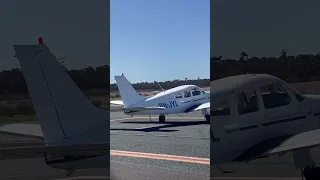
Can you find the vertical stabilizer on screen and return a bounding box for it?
[13,43,109,145]
[114,75,145,107]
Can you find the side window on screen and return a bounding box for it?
[176,93,182,99]
[191,88,201,96]
[184,90,191,98]
[236,89,259,115]
[260,82,291,109]
[211,101,231,116]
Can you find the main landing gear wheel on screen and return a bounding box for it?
[302,165,320,180]
[159,115,165,123]
[205,114,210,122]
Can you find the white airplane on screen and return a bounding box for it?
[210,73,320,178]
[0,38,109,177]
[110,75,210,122]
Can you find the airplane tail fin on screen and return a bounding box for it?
[114,75,145,107]
[13,42,109,146]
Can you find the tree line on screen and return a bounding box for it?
[0,65,109,96]
[110,78,210,92]
[0,65,210,96]
[211,51,320,83]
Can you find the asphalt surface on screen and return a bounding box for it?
[0,109,210,180]
[2,108,319,180]
[110,110,210,179]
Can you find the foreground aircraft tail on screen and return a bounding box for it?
[13,40,108,146]
[114,75,145,107]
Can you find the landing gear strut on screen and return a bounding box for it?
[302,165,320,180]
[204,114,210,122]
[293,148,319,180]
[159,115,165,123]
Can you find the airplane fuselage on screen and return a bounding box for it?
[210,75,320,165]
[124,85,210,115]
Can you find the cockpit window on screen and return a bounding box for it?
[236,89,259,115]
[191,88,201,96]
[211,101,231,116]
[184,90,191,98]
[176,93,182,99]
[260,82,291,109]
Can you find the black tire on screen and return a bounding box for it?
[159,115,165,123]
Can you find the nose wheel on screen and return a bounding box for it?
[159,115,165,123]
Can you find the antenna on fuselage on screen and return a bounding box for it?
[157,82,165,92]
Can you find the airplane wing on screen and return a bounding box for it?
[110,100,124,106]
[268,129,320,154]
[193,102,210,111]
[236,129,320,166]
[0,123,109,160]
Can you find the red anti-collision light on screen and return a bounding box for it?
[38,37,44,44]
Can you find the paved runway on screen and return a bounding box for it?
[110,111,210,179]
[0,110,210,180]
[2,108,320,179]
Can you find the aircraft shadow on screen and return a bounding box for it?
[110,121,209,132]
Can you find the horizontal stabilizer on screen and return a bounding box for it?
[0,124,43,140]
[110,100,124,106]
[193,102,210,111]
[0,142,109,160]
[124,106,166,113]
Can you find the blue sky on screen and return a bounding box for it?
[110,0,210,84]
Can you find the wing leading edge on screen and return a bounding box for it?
[193,102,210,111]
[236,129,320,165]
